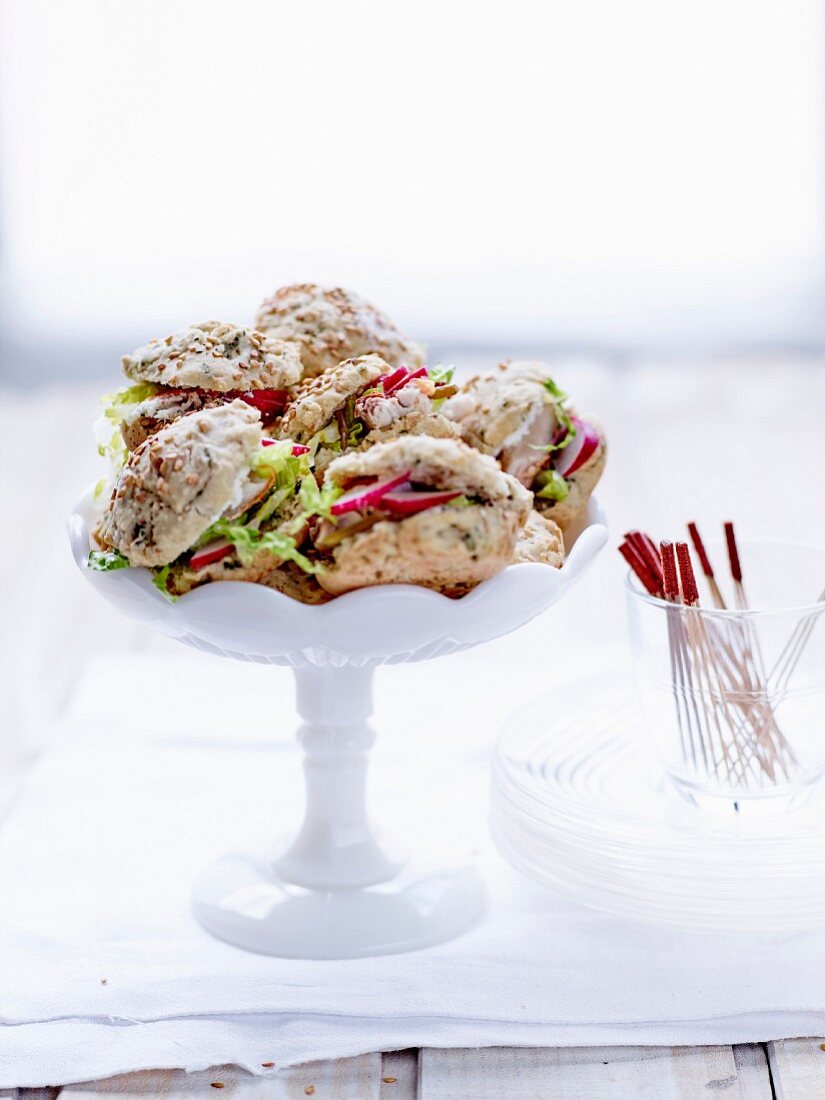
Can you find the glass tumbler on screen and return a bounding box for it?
[625,539,825,815]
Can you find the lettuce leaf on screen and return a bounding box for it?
[97,427,129,469]
[298,473,342,523]
[534,469,570,502]
[151,563,177,600]
[94,384,161,472]
[244,442,313,527]
[429,364,455,386]
[542,377,567,403]
[88,549,129,571]
[204,519,322,574]
[540,377,576,453]
[253,439,306,484]
[101,382,159,424]
[306,424,343,459]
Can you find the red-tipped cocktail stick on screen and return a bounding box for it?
[724,521,742,583]
[687,522,713,577]
[625,530,663,590]
[660,540,680,602]
[675,542,700,607]
[619,541,662,597]
[687,521,726,608]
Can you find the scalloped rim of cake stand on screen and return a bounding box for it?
[68,492,608,665]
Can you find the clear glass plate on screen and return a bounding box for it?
[491,677,825,931]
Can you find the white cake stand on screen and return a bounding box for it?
[69,493,607,958]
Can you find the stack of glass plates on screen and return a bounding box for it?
[491,678,825,932]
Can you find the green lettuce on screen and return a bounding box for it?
[534,469,570,502]
[204,519,321,574]
[429,364,455,386]
[306,424,343,459]
[97,427,128,468]
[95,383,161,470]
[253,439,305,483]
[540,377,576,454]
[297,473,342,525]
[88,549,129,571]
[151,563,177,601]
[101,382,159,424]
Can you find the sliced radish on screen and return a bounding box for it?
[553,417,600,477]
[260,439,309,456]
[384,366,428,396]
[330,471,412,515]
[190,539,233,571]
[158,386,289,425]
[236,389,289,425]
[380,488,462,516]
[380,367,408,393]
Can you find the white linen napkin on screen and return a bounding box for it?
[2,642,824,1088]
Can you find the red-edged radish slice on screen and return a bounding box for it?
[190,539,233,571]
[384,366,428,396]
[260,439,309,456]
[236,389,289,425]
[330,471,412,515]
[554,417,600,477]
[157,386,289,425]
[380,488,462,516]
[380,367,408,393]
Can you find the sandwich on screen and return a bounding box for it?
[91,401,326,597]
[275,353,459,471]
[513,511,565,567]
[443,360,605,528]
[99,321,303,462]
[312,436,532,596]
[254,283,425,379]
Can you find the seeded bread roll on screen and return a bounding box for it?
[317,437,532,596]
[276,354,387,444]
[97,401,261,567]
[254,283,424,379]
[325,435,532,512]
[119,389,224,451]
[513,511,565,567]
[260,560,332,604]
[444,361,605,528]
[122,321,302,392]
[362,410,459,447]
[317,505,526,596]
[443,373,555,458]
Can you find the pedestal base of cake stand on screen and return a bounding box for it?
[192,664,485,958]
[192,852,484,960]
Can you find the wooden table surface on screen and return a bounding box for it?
[2,1041,824,1098]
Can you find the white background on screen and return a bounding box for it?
[1,0,824,379]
